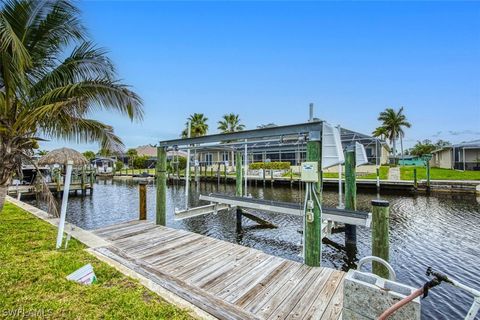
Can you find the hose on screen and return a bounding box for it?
[377,287,424,320]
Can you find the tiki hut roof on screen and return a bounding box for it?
[38,148,89,166]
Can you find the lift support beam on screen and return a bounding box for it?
[199,193,372,227]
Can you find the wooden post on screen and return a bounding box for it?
[224,164,227,182]
[156,147,167,226]
[371,199,390,278]
[305,140,322,267]
[344,146,357,245]
[81,166,86,195]
[217,163,221,184]
[270,169,274,187]
[426,161,431,192]
[235,152,243,230]
[290,168,293,186]
[139,181,147,220]
[413,167,418,190]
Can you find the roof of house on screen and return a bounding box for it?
[432,139,480,153]
[134,145,187,158]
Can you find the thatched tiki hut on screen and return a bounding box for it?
[38,147,89,167]
[39,148,90,188]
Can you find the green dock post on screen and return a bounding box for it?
[305,140,322,267]
[344,146,357,245]
[81,166,86,195]
[235,152,243,230]
[413,168,418,190]
[371,199,390,278]
[426,161,431,192]
[156,147,167,226]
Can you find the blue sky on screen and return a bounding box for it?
[42,1,480,152]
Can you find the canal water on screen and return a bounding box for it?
[29,179,480,319]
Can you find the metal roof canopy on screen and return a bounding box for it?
[158,121,323,148]
[158,120,384,151]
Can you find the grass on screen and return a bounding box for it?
[0,203,193,320]
[400,166,480,181]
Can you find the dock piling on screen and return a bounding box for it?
[413,167,418,190]
[305,139,322,267]
[156,147,167,226]
[139,181,147,220]
[345,146,357,246]
[371,199,390,278]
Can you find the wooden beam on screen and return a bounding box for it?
[174,203,230,220]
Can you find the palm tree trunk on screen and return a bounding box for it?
[0,183,7,212]
[392,138,397,165]
[400,136,404,166]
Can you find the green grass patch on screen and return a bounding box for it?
[0,203,192,320]
[400,166,480,180]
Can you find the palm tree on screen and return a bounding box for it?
[217,113,245,133]
[181,113,208,138]
[0,0,143,211]
[376,107,411,163]
[372,126,388,141]
[126,148,138,168]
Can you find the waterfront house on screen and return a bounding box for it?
[430,140,480,170]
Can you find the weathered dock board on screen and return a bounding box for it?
[93,220,345,320]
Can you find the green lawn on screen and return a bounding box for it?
[0,203,192,320]
[400,166,480,181]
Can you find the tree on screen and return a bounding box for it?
[0,0,143,211]
[372,126,389,141]
[82,151,96,161]
[181,113,208,138]
[37,150,49,156]
[126,148,138,167]
[133,155,149,169]
[217,113,245,133]
[410,140,436,156]
[115,161,124,171]
[375,107,411,163]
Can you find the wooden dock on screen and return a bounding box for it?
[93,220,345,320]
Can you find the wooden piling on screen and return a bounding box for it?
[305,140,322,267]
[156,147,167,226]
[344,147,357,245]
[139,181,147,220]
[426,161,431,192]
[413,167,418,190]
[371,199,390,278]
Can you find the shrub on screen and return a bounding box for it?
[133,155,149,169]
[249,162,291,170]
[115,161,124,171]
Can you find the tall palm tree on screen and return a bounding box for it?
[0,0,143,211]
[181,113,208,138]
[376,107,411,163]
[372,126,388,141]
[217,113,245,133]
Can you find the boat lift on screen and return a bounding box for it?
[158,117,374,266]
